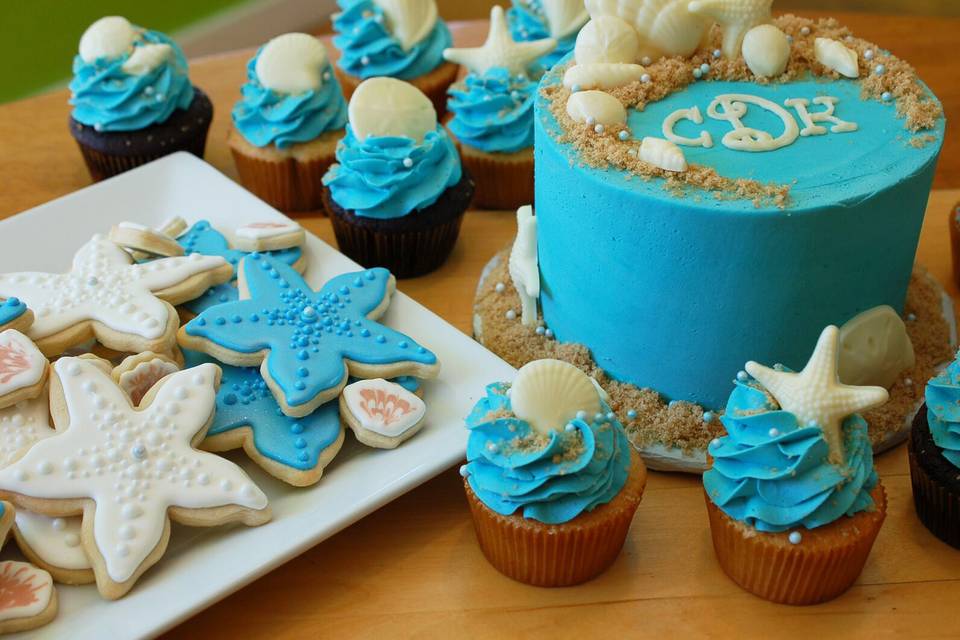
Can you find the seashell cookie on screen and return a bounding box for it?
[112,351,180,406]
[13,512,93,586]
[340,378,427,448]
[0,560,58,634]
[0,330,47,410]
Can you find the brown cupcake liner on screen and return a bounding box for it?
[704,484,886,605]
[75,133,208,182]
[336,62,460,118]
[908,428,960,549]
[464,450,647,587]
[230,147,336,214]
[457,145,534,211]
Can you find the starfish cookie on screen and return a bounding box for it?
[0,357,271,599]
[688,0,773,59]
[745,325,889,465]
[0,235,233,358]
[179,255,440,418]
[443,5,556,76]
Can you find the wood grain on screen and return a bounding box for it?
[0,16,957,640]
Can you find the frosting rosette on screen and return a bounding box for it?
[332,0,451,80]
[507,0,575,70]
[463,382,631,525]
[70,29,194,131]
[703,377,879,533]
[232,52,348,149]
[322,124,461,219]
[924,357,960,468]
[447,68,537,154]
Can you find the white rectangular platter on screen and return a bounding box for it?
[0,152,515,639]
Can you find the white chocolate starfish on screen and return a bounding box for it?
[745,325,889,465]
[443,6,556,76]
[688,0,773,59]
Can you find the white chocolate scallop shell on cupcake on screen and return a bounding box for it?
[510,359,603,435]
[348,77,437,143]
[255,33,329,94]
[373,0,438,51]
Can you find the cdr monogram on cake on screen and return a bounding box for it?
[663,93,858,152]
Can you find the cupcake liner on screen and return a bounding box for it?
[704,484,886,605]
[908,409,960,548]
[458,144,534,211]
[950,203,960,290]
[75,131,208,183]
[336,62,460,118]
[229,145,336,214]
[464,450,647,587]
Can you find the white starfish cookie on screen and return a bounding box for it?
[0,234,233,358]
[0,357,271,599]
[443,6,556,76]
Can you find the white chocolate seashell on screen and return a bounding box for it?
[814,37,860,78]
[121,43,173,76]
[838,305,915,389]
[639,136,687,172]
[575,16,641,64]
[373,0,438,51]
[563,63,646,89]
[509,205,540,327]
[566,90,627,126]
[255,33,328,94]
[79,16,137,63]
[688,0,772,59]
[510,359,603,435]
[585,0,712,59]
[349,77,437,143]
[542,0,591,39]
[741,24,789,78]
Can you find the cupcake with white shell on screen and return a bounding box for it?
[229,33,348,213]
[507,0,588,69]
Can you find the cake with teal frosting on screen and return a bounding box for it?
[228,33,348,212]
[909,353,960,549]
[461,359,646,587]
[68,16,213,181]
[331,0,459,115]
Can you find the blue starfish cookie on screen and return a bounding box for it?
[184,349,418,486]
[178,254,440,417]
[0,298,31,332]
[177,220,306,316]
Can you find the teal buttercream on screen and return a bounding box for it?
[464,382,631,525]
[232,51,347,149]
[703,377,878,533]
[507,0,576,69]
[447,68,536,153]
[70,29,194,131]
[924,356,960,468]
[332,0,451,80]
[323,124,461,219]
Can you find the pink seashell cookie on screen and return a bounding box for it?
[339,378,426,448]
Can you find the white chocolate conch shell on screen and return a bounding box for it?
[510,359,603,435]
[564,62,646,89]
[509,205,539,327]
[79,16,138,63]
[121,43,173,76]
[542,0,590,39]
[639,137,687,172]
[741,24,789,78]
[566,90,627,126]
[255,33,328,94]
[838,305,915,389]
[688,0,772,59]
[575,16,641,64]
[349,77,437,143]
[373,0,438,51]
[585,0,712,59]
[814,37,860,79]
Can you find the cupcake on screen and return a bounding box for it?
[704,326,889,605]
[331,0,458,115]
[909,353,960,548]
[322,77,474,278]
[228,33,348,212]
[443,7,555,210]
[68,16,212,181]
[506,0,588,69]
[461,359,647,586]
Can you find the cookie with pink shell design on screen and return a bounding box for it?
[0,560,57,634]
[112,351,180,406]
[0,330,48,411]
[339,378,427,448]
[232,221,305,252]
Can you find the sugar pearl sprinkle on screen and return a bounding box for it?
[505,309,517,320]
[788,531,802,544]
[494,282,505,294]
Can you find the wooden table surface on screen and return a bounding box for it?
[1,13,959,639]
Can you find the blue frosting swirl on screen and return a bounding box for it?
[322,124,461,219]
[703,377,878,533]
[447,68,537,154]
[507,0,577,69]
[332,0,451,80]
[232,51,347,149]
[463,382,632,525]
[70,29,194,131]
[925,357,960,468]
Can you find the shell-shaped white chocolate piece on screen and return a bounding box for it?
[349,77,437,143]
[510,359,603,435]
[255,33,328,94]
[575,16,641,64]
[120,43,173,76]
[79,16,137,63]
[814,37,859,78]
[639,136,687,172]
[838,305,915,389]
[585,0,712,59]
[373,0,438,51]
[542,0,591,39]
[741,24,789,78]
[566,90,627,126]
[509,205,539,327]
[564,62,646,90]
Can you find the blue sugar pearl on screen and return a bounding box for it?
[215,317,226,326]
[418,347,427,354]
[354,277,363,287]
[627,409,637,419]
[875,64,885,75]
[294,381,306,390]
[6,298,18,306]
[618,130,629,141]
[339,286,349,295]
[376,335,386,343]
[535,326,545,335]
[297,367,309,378]
[218,294,229,303]
[545,329,554,339]
[290,422,304,434]
[606,411,615,421]
[712,49,721,59]
[365,271,375,280]
[703,411,714,422]
[881,91,892,101]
